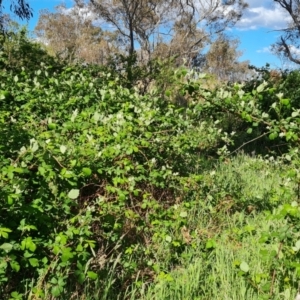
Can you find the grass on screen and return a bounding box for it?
[125,154,299,300]
[27,154,299,299]
[130,213,293,300]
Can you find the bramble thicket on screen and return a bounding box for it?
[2,21,300,300]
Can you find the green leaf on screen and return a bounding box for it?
[30,139,39,152]
[269,132,278,140]
[93,112,100,122]
[82,167,92,177]
[256,83,265,93]
[50,277,58,284]
[76,244,83,252]
[7,195,14,205]
[247,128,252,134]
[29,258,39,267]
[61,247,74,262]
[179,211,188,218]
[240,261,249,272]
[0,243,13,253]
[206,239,216,249]
[0,227,12,239]
[75,270,85,284]
[38,166,46,176]
[165,235,172,242]
[292,111,299,118]
[293,240,300,251]
[280,98,290,106]
[60,145,67,154]
[21,237,36,252]
[10,291,23,299]
[87,271,98,280]
[10,260,20,272]
[51,285,63,297]
[68,189,80,199]
[48,123,57,130]
[0,90,11,100]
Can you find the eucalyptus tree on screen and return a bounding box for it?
[88,0,248,64]
[205,34,251,81]
[35,2,118,64]
[0,0,32,30]
[272,0,300,65]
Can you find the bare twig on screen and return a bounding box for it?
[229,131,270,156]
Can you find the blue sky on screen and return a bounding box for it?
[231,0,294,69]
[2,0,296,69]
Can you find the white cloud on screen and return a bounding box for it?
[237,1,292,30]
[256,43,300,53]
[289,45,300,57]
[256,46,272,54]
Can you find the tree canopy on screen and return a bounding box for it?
[0,0,32,30]
[88,0,248,64]
[273,0,300,65]
[35,3,117,64]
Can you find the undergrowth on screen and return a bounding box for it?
[2,27,300,300]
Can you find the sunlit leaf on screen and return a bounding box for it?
[68,189,79,199]
[240,261,249,272]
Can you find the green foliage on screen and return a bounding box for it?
[0,23,59,72]
[0,35,231,298]
[3,23,300,299]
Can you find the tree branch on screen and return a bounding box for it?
[280,36,300,64]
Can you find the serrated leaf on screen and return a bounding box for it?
[240,261,249,272]
[68,189,79,199]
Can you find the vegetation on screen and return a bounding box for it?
[88,0,247,59]
[34,4,118,65]
[0,0,32,31]
[34,0,252,80]
[2,11,300,300]
[272,0,300,65]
